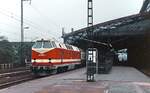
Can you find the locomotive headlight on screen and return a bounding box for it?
[32,59,36,63]
[34,59,36,63]
[49,58,51,63]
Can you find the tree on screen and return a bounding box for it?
[0,37,15,64]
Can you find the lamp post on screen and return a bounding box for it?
[20,0,31,65]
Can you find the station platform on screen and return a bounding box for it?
[0,66,150,93]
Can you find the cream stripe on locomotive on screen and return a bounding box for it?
[32,59,81,63]
[63,59,81,62]
[32,48,55,53]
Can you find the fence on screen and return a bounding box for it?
[0,63,14,69]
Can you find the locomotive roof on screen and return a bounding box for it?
[33,39,79,51]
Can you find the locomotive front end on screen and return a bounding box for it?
[31,39,56,75]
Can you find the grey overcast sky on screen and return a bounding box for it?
[0,0,143,42]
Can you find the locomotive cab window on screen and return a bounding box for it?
[59,44,62,48]
[69,46,73,50]
[43,41,52,48]
[65,44,73,50]
[51,41,57,47]
[32,41,42,48]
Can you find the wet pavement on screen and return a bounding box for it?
[0,66,150,93]
[35,82,107,93]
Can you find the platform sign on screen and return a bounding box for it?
[86,48,98,82]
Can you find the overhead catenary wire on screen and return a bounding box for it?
[29,5,61,36]
[0,10,36,34]
[0,8,49,32]
[0,4,60,35]
[3,1,60,31]
[0,8,59,40]
[30,5,61,30]
[0,1,63,41]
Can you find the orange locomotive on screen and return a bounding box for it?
[31,39,83,75]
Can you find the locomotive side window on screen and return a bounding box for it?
[65,45,73,50]
[32,41,42,48]
[59,44,62,48]
[43,41,52,48]
[65,44,68,49]
[72,46,79,51]
[62,44,67,49]
[51,41,57,47]
[69,46,73,50]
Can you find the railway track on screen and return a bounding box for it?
[0,70,30,78]
[0,67,84,89]
[0,70,35,89]
[0,67,28,74]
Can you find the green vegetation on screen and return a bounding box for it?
[0,37,15,64]
[0,36,34,66]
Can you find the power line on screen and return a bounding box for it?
[0,3,61,40]
[0,8,49,32]
[30,5,61,29]
[0,8,59,39]
[29,5,62,36]
[0,8,56,34]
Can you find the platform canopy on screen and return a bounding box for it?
[140,0,150,13]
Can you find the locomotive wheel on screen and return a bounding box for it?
[51,69,57,74]
[57,67,62,73]
[63,66,68,72]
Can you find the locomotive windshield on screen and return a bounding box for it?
[32,40,55,48]
[32,41,42,48]
[43,41,52,48]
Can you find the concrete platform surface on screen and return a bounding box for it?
[0,66,150,93]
